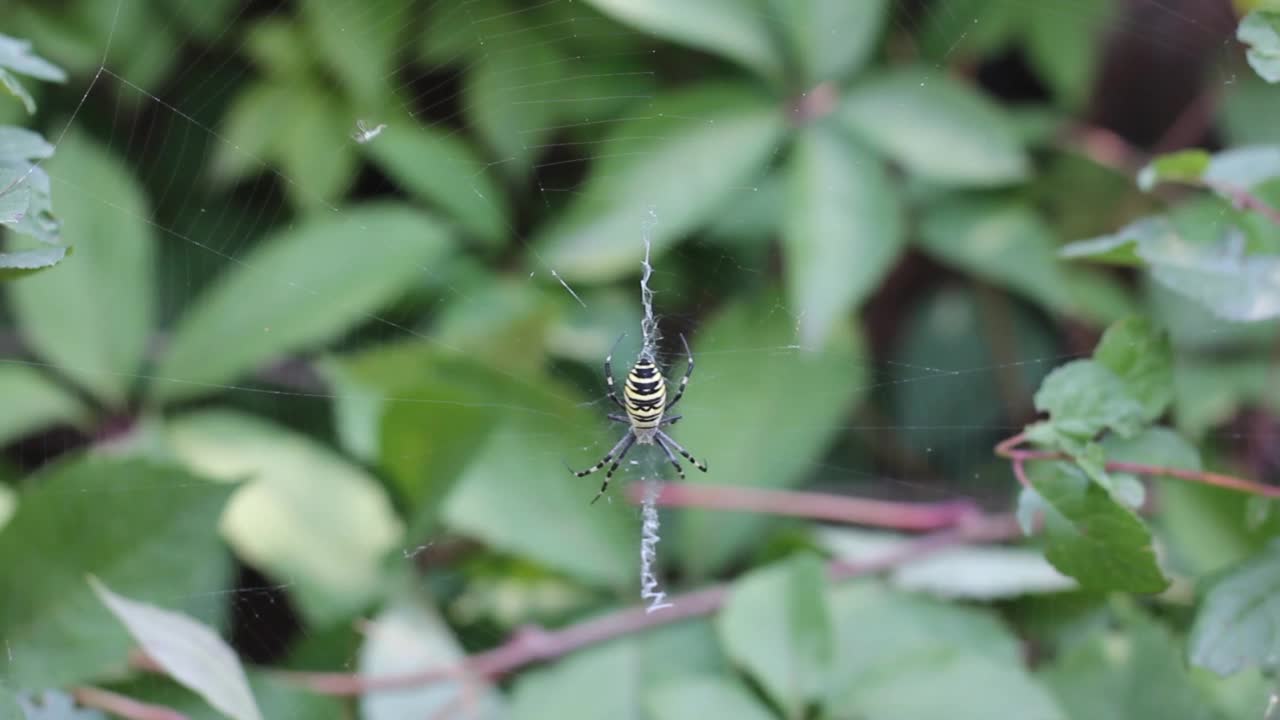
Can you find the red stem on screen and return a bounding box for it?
[996,432,1279,497]
[626,482,981,531]
[71,687,189,720]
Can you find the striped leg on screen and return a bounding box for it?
[657,430,707,472]
[654,434,686,480]
[660,414,681,426]
[665,335,694,410]
[573,432,637,504]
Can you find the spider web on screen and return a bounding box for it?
[0,0,1268,714]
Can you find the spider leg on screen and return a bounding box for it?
[665,334,694,410]
[660,414,681,426]
[653,434,686,480]
[572,432,637,504]
[605,333,626,411]
[656,430,707,472]
[608,413,629,423]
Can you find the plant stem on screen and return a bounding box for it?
[71,686,189,720]
[996,432,1280,497]
[626,482,981,531]
[279,512,1016,696]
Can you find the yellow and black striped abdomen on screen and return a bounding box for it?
[624,359,666,429]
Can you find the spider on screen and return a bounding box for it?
[572,335,708,504]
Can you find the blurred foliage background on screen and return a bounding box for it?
[3,0,1280,718]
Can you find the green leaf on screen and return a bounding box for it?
[716,553,832,714]
[647,678,776,720]
[1092,317,1174,422]
[298,0,403,106]
[827,581,1024,688]
[361,121,508,245]
[210,82,293,184]
[819,528,1077,599]
[0,33,65,114]
[918,197,1075,313]
[841,67,1029,185]
[1028,461,1169,593]
[675,291,867,576]
[0,458,232,688]
[151,204,452,404]
[784,125,902,348]
[6,130,154,406]
[89,578,262,720]
[1034,360,1148,441]
[1023,0,1114,108]
[535,85,786,280]
[1137,149,1212,191]
[582,0,781,79]
[15,690,106,719]
[0,686,19,719]
[275,86,358,211]
[840,652,1067,720]
[0,364,86,444]
[768,0,888,83]
[1063,216,1280,321]
[1101,426,1201,474]
[166,410,402,623]
[1043,611,1220,720]
[512,622,726,720]
[1239,11,1280,82]
[359,592,505,720]
[1221,72,1280,145]
[444,421,637,586]
[0,483,13,532]
[1190,539,1280,676]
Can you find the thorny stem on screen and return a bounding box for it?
[627,482,981,531]
[996,432,1280,497]
[71,686,189,720]
[279,511,1016,697]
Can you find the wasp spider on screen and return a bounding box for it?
[572,335,708,503]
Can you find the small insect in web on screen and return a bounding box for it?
[351,119,387,144]
[571,334,708,504]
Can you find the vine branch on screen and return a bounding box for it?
[71,686,188,720]
[278,510,1017,696]
[996,432,1279,497]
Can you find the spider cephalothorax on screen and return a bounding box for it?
[572,335,708,503]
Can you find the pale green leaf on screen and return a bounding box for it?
[151,204,452,404]
[0,364,86,444]
[647,678,775,720]
[0,245,69,279]
[362,121,508,245]
[15,690,106,719]
[1239,11,1280,82]
[0,458,232,688]
[89,577,262,720]
[716,554,832,714]
[167,410,403,623]
[359,593,506,720]
[674,291,867,576]
[1029,461,1169,593]
[210,82,293,184]
[1023,0,1114,107]
[275,87,358,211]
[819,527,1077,599]
[534,85,785,280]
[1190,539,1280,676]
[769,0,888,83]
[840,652,1067,720]
[0,483,13,532]
[1202,145,1280,189]
[582,0,781,78]
[0,127,54,162]
[0,67,36,113]
[6,130,154,405]
[784,124,902,348]
[841,67,1029,185]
